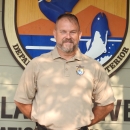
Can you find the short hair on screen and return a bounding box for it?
[56,13,80,30]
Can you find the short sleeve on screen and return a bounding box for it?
[92,64,116,106]
[14,59,38,104]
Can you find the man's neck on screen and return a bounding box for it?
[56,47,77,60]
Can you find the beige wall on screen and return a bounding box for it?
[0,0,130,129]
[0,0,35,128]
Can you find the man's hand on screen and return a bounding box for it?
[14,101,32,119]
[88,103,114,127]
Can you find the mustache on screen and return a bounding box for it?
[62,38,74,43]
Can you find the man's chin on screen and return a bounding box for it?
[62,46,77,53]
[64,42,74,46]
[57,44,77,53]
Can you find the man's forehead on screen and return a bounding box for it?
[57,17,73,24]
[56,17,79,29]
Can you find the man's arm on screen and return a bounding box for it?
[14,101,32,119]
[88,103,114,127]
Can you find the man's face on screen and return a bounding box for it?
[53,18,82,53]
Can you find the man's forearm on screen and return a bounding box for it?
[14,101,32,119]
[88,103,114,127]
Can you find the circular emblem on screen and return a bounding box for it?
[2,0,130,77]
[76,65,84,75]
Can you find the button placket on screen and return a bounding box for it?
[64,62,69,77]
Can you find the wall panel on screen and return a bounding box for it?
[121,59,130,69]
[0,30,7,47]
[0,0,2,11]
[0,12,2,30]
[0,66,130,88]
[0,48,19,66]
[0,66,23,84]
[110,68,130,87]
[0,83,130,103]
[0,99,129,129]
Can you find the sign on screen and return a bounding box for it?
[2,0,130,77]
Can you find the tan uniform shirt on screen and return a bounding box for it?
[14,47,115,130]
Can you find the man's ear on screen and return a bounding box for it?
[79,31,82,40]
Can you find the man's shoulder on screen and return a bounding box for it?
[81,53,103,67]
[27,51,53,68]
[81,53,96,62]
[33,51,52,61]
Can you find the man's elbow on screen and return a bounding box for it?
[14,100,23,109]
[14,100,19,107]
[108,103,114,113]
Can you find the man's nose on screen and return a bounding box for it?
[65,32,71,38]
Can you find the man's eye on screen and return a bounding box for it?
[70,31,77,34]
[60,31,66,34]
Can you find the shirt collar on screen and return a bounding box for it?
[51,47,61,60]
[51,46,83,61]
[73,48,83,61]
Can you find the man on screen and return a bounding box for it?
[14,14,115,130]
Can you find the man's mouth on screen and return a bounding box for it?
[63,39,73,44]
